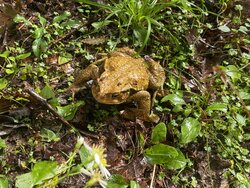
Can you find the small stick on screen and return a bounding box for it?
[149,164,156,188]
[23,82,99,139]
[24,82,71,127]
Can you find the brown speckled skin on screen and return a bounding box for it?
[71,47,165,122]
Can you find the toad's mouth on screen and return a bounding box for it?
[92,85,130,104]
[104,91,130,98]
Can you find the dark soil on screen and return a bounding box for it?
[0,0,249,187]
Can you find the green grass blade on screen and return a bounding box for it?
[75,0,111,9]
[140,16,152,50]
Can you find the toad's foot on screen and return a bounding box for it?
[121,91,160,123]
[121,109,160,123]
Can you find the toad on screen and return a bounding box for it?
[70,47,165,123]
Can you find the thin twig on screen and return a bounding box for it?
[23,82,99,139]
[24,82,72,126]
[150,164,156,188]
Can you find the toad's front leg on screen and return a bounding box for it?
[69,64,99,98]
[122,91,160,123]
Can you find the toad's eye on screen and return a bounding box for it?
[112,93,119,98]
[117,82,122,86]
[133,80,138,85]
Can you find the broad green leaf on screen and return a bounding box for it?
[16,52,31,60]
[180,117,201,144]
[40,85,55,99]
[130,180,140,188]
[61,19,81,29]
[32,38,42,57]
[245,134,250,140]
[225,65,241,82]
[173,105,183,112]
[31,161,58,185]
[49,98,60,109]
[57,101,85,120]
[218,25,230,32]
[0,175,8,188]
[6,63,14,68]
[15,173,33,188]
[53,11,71,23]
[38,14,46,27]
[163,149,187,170]
[79,145,91,164]
[32,38,48,57]
[206,103,228,113]
[144,144,178,164]
[39,85,59,108]
[239,26,248,34]
[58,53,72,65]
[33,27,44,39]
[8,56,15,62]
[14,14,32,26]
[0,50,10,58]
[40,39,48,54]
[235,4,243,11]
[236,173,250,186]
[41,128,60,142]
[241,52,250,61]
[0,78,8,90]
[239,91,250,100]
[184,107,192,117]
[151,122,167,144]
[107,174,128,188]
[235,113,246,126]
[0,138,6,149]
[161,94,186,106]
[92,20,112,30]
[5,68,15,74]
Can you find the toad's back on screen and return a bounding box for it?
[98,56,149,94]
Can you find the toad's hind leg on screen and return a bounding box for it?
[122,91,160,123]
[146,57,165,90]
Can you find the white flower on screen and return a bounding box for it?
[80,168,92,176]
[94,153,111,178]
[75,136,84,149]
[83,141,93,152]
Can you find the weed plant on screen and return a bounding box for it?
[0,0,249,187]
[76,0,205,50]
